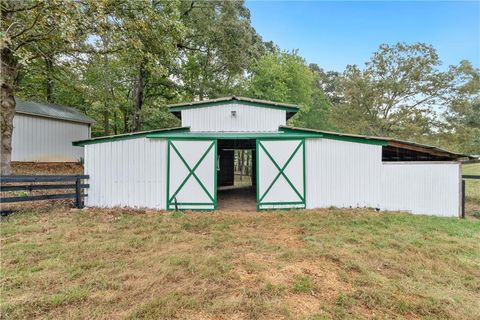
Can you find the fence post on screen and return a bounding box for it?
[461,180,465,219]
[75,176,82,209]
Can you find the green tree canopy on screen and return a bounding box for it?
[245,51,332,129]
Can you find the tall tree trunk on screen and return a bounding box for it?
[102,33,110,135]
[103,105,109,135]
[44,54,54,103]
[132,61,146,132]
[113,110,118,135]
[198,48,211,101]
[1,47,18,175]
[239,150,244,181]
[123,108,129,133]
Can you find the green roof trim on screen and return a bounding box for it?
[72,127,190,146]
[168,96,299,113]
[147,130,322,140]
[281,127,469,158]
[73,124,467,160]
[280,127,388,146]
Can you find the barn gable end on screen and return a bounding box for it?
[168,96,298,132]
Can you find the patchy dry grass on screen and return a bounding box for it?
[1,206,479,319]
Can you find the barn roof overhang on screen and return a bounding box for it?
[73,127,190,146]
[281,126,472,160]
[73,124,472,160]
[167,96,299,120]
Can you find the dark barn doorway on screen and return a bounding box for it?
[217,139,257,211]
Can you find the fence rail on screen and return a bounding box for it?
[462,175,480,180]
[0,175,89,210]
[461,175,479,219]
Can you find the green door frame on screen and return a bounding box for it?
[166,139,218,210]
[256,138,306,210]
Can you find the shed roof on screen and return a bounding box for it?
[73,127,190,146]
[167,96,299,113]
[280,126,470,159]
[72,124,470,160]
[16,98,95,124]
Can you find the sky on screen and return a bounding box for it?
[245,1,480,71]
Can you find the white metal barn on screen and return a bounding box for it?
[75,96,466,217]
[13,99,95,162]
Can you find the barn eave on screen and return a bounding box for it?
[72,127,190,146]
[280,126,471,160]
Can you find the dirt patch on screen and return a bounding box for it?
[217,187,257,211]
[12,162,83,175]
[2,163,85,213]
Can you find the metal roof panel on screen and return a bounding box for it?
[16,98,95,124]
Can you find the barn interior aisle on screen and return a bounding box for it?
[216,139,257,211]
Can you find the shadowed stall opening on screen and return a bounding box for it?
[217,139,257,211]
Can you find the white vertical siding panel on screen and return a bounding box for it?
[306,138,461,217]
[84,145,91,206]
[182,102,286,132]
[84,138,167,209]
[12,114,89,162]
[84,134,460,216]
[380,163,460,217]
[306,138,382,209]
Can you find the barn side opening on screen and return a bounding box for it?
[382,143,458,161]
[217,139,257,211]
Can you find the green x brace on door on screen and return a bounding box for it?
[167,139,217,210]
[256,139,306,210]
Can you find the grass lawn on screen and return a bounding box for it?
[1,206,479,319]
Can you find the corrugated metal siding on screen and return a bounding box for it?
[12,113,89,162]
[380,163,460,217]
[181,102,286,132]
[306,138,382,209]
[306,138,460,217]
[84,138,167,209]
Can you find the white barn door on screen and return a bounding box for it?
[167,139,217,210]
[257,139,305,210]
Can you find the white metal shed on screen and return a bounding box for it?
[13,99,95,162]
[75,96,466,217]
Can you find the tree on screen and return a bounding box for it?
[246,51,332,129]
[246,51,313,106]
[1,0,85,174]
[309,64,343,107]
[439,60,480,154]
[331,43,453,140]
[177,0,265,100]
[107,0,185,132]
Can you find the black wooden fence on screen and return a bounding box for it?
[0,175,89,210]
[462,174,479,218]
